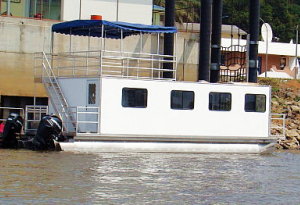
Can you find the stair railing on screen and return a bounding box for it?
[41,52,76,133]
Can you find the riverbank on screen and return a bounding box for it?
[259,78,300,150]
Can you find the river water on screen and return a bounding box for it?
[0,150,299,205]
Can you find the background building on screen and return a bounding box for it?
[0,0,153,24]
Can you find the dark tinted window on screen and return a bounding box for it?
[171,90,194,110]
[122,88,147,108]
[88,83,96,104]
[209,92,231,111]
[245,94,266,112]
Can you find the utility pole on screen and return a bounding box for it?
[6,0,11,16]
[260,18,268,78]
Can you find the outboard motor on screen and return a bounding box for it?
[1,113,23,148]
[32,115,63,150]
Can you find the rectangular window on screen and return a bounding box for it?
[209,92,231,111]
[122,88,147,108]
[171,90,194,110]
[88,83,96,105]
[29,0,61,20]
[245,94,266,112]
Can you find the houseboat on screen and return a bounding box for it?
[34,19,279,154]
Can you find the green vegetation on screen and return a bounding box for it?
[153,0,300,43]
[223,0,300,43]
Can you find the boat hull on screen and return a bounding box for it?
[59,135,276,154]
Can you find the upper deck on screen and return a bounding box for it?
[35,19,178,81]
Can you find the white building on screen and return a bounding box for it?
[62,0,153,24]
[0,0,153,25]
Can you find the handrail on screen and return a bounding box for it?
[76,106,100,134]
[41,52,76,133]
[0,107,24,121]
[42,52,70,110]
[36,49,177,81]
[270,113,286,139]
[59,49,176,58]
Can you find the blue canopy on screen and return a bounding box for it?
[52,20,177,39]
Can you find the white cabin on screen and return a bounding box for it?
[55,77,270,138]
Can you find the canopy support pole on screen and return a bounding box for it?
[100,25,105,76]
[51,32,54,54]
[69,28,72,53]
[157,33,160,55]
[120,29,124,52]
[87,28,91,75]
[140,31,143,53]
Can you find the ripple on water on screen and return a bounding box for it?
[0,150,299,204]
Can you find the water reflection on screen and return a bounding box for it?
[0,150,299,204]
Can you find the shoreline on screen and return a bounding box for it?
[259,78,300,150]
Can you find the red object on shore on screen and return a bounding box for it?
[0,122,4,133]
[91,15,102,20]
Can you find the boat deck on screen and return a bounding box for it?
[74,134,277,144]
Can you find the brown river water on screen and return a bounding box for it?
[0,149,299,204]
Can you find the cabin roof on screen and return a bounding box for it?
[52,20,177,39]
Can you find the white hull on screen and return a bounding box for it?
[59,140,275,154]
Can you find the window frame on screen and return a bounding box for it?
[121,87,148,108]
[209,92,232,111]
[170,90,195,110]
[244,94,266,113]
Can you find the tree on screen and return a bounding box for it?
[154,0,300,42]
[153,0,200,23]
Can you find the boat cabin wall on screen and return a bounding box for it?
[99,78,271,138]
[58,78,100,107]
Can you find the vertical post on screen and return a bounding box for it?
[100,24,104,76]
[210,0,223,83]
[116,0,119,21]
[248,0,260,83]
[140,31,143,52]
[265,26,268,78]
[163,0,175,78]
[6,0,11,16]
[87,28,91,75]
[69,28,72,53]
[157,33,160,54]
[199,0,213,81]
[51,32,54,54]
[121,29,124,52]
[260,19,268,78]
[295,25,298,79]
[79,0,82,19]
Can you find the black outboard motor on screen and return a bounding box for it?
[1,113,23,148]
[31,115,63,150]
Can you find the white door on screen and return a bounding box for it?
[78,80,99,133]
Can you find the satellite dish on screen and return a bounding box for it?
[261,23,273,42]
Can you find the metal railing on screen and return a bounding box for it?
[50,106,100,135]
[270,113,286,139]
[76,106,100,134]
[24,105,48,135]
[0,107,24,121]
[41,52,77,133]
[35,49,177,81]
[220,45,247,82]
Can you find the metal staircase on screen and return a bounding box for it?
[41,52,76,135]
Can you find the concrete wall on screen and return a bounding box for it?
[61,0,152,24]
[1,1,26,17]
[1,16,299,99]
[0,17,54,97]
